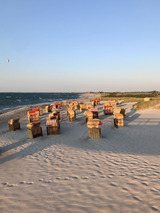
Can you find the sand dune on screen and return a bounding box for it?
[0,101,160,213]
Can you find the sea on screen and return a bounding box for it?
[0,92,82,113]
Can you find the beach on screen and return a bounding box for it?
[0,99,160,213]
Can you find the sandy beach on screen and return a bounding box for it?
[0,99,160,213]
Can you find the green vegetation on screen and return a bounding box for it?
[88,90,159,99]
[132,98,160,110]
[89,91,160,110]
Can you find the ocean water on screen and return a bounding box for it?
[0,92,82,113]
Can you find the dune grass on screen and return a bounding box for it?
[133,98,160,110]
[90,94,160,111]
[90,96,143,103]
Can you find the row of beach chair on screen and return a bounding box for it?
[8,100,126,139]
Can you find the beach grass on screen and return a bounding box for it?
[132,98,160,110]
[90,92,160,110]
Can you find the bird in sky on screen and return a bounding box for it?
[7,58,10,63]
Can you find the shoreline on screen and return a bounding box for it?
[0,95,86,116]
[0,93,99,116]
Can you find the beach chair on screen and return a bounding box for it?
[73,101,80,110]
[55,103,61,109]
[69,103,76,111]
[28,111,40,123]
[39,107,43,115]
[103,105,113,115]
[120,108,126,118]
[96,100,100,105]
[114,107,126,118]
[91,101,96,107]
[51,110,62,120]
[30,107,43,116]
[86,104,92,110]
[46,119,60,135]
[27,121,43,138]
[79,104,86,112]
[89,108,99,118]
[84,111,93,122]
[87,119,102,139]
[67,110,76,121]
[61,101,67,107]
[144,97,150,102]
[45,105,52,113]
[79,101,84,104]
[114,113,124,128]
[110,101,117,109]
[8,118,20,131]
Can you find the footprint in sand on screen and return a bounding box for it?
[100,175,106,178]
[43,180,52,183]
[81,176,89,180]
[90,174,96,177]
[1,182,16,187]
[110,182,118,187]
[141,182,149,186]
[122,187,130,191]
[19,181,34,185]
[71,176,79,180]
[19,181,26,184]
[7,184,17,187]
[151,206,159,212]
[44,159,50,163]
[2,182,8,185]
[55,177,62,180]
[133,196,141,201]
[26,182,34,185]
[150,188,159,194]
[94,164,100,167]
[63,177,69,180]
[96,170,103,174]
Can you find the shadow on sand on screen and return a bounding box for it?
[0,104,160,165]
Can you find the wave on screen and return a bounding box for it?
[0,92,82,114]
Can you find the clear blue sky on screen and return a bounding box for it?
[0,0,160,92]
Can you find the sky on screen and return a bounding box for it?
[0,0,160,92]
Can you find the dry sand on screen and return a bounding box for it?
[0,100,160,213]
